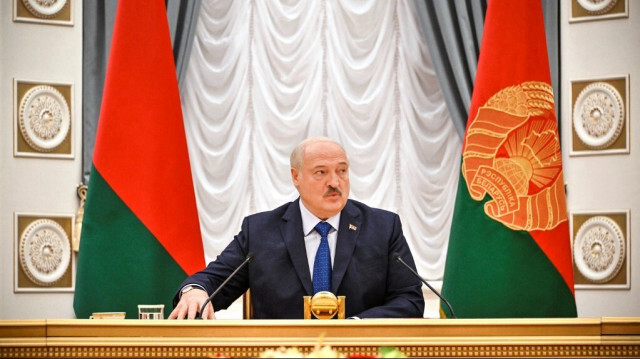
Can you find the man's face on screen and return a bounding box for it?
[291,141,350,220]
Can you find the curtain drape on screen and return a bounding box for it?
[82,1,117,183]
[414,0,486,138]
[415,0,559,137]
[166,0,203,91]
[181,0,461,280]
[82,0,201,183]
[541,0,561,125]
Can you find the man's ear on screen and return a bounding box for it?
[291,168,300,188]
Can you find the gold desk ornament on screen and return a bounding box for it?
[73,184,87,252]
[303,291,345,319]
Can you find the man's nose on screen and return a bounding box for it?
[327,171,340,187]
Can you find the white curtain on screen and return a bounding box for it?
[180,0,461,281]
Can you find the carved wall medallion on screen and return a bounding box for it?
[570,76,628,156]
[21,0,68,19]
[18,85,71,153]
[19,219,71,287]
[576,0,618,14]
[571,0,628,22]
[573,82,624,150]
[13,0,72,25]
[573,216,625,284]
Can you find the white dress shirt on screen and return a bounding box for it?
[299,200,340,280]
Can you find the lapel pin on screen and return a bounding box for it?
[349,224,357,231]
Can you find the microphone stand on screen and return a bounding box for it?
[394,253,457,319]
[197,253,253,319]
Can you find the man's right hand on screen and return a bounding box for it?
[168,288,216,320]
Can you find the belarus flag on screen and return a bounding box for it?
[73,0,205,319]
[441,0,577,318]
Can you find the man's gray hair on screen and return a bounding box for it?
[290,137,347,170]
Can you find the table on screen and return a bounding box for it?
[1,317,639,358]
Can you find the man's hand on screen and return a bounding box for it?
[168,288,216,319]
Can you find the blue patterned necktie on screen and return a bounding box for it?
[312,221,332,294]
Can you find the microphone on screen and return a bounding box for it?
[198,252,254,319]
[393,252,457,319]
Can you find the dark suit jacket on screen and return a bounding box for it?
[173,199,425,319]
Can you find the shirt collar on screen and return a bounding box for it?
[299,199,341,236]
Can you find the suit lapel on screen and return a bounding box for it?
[280,199,313,295]
[332,200,360,293]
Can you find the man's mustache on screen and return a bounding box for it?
[323,186,342,196]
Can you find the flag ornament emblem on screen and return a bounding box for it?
[461,81,567,231]
[349,224,357,231]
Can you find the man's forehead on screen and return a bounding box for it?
[304,152,348,165]
[311,160,349,168]
[299,140,348,167]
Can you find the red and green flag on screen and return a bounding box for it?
[73,0,205,319]
[441,0,577,318]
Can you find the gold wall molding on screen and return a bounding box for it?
[1,318,639,358]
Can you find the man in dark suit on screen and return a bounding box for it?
[169,137,424,319]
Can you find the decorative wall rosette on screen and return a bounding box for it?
[570,76,628,155]
[576,0,619,15]
[571,211,630,289]
[19,219,71,287]
[573,216,625,283]
[15,214,74,291]
[19,85,71,153]
[21,0,68,19]
[571,0,628,22]
[14,80,73,158]
[14,0,72,25]
[573,82,624,150]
